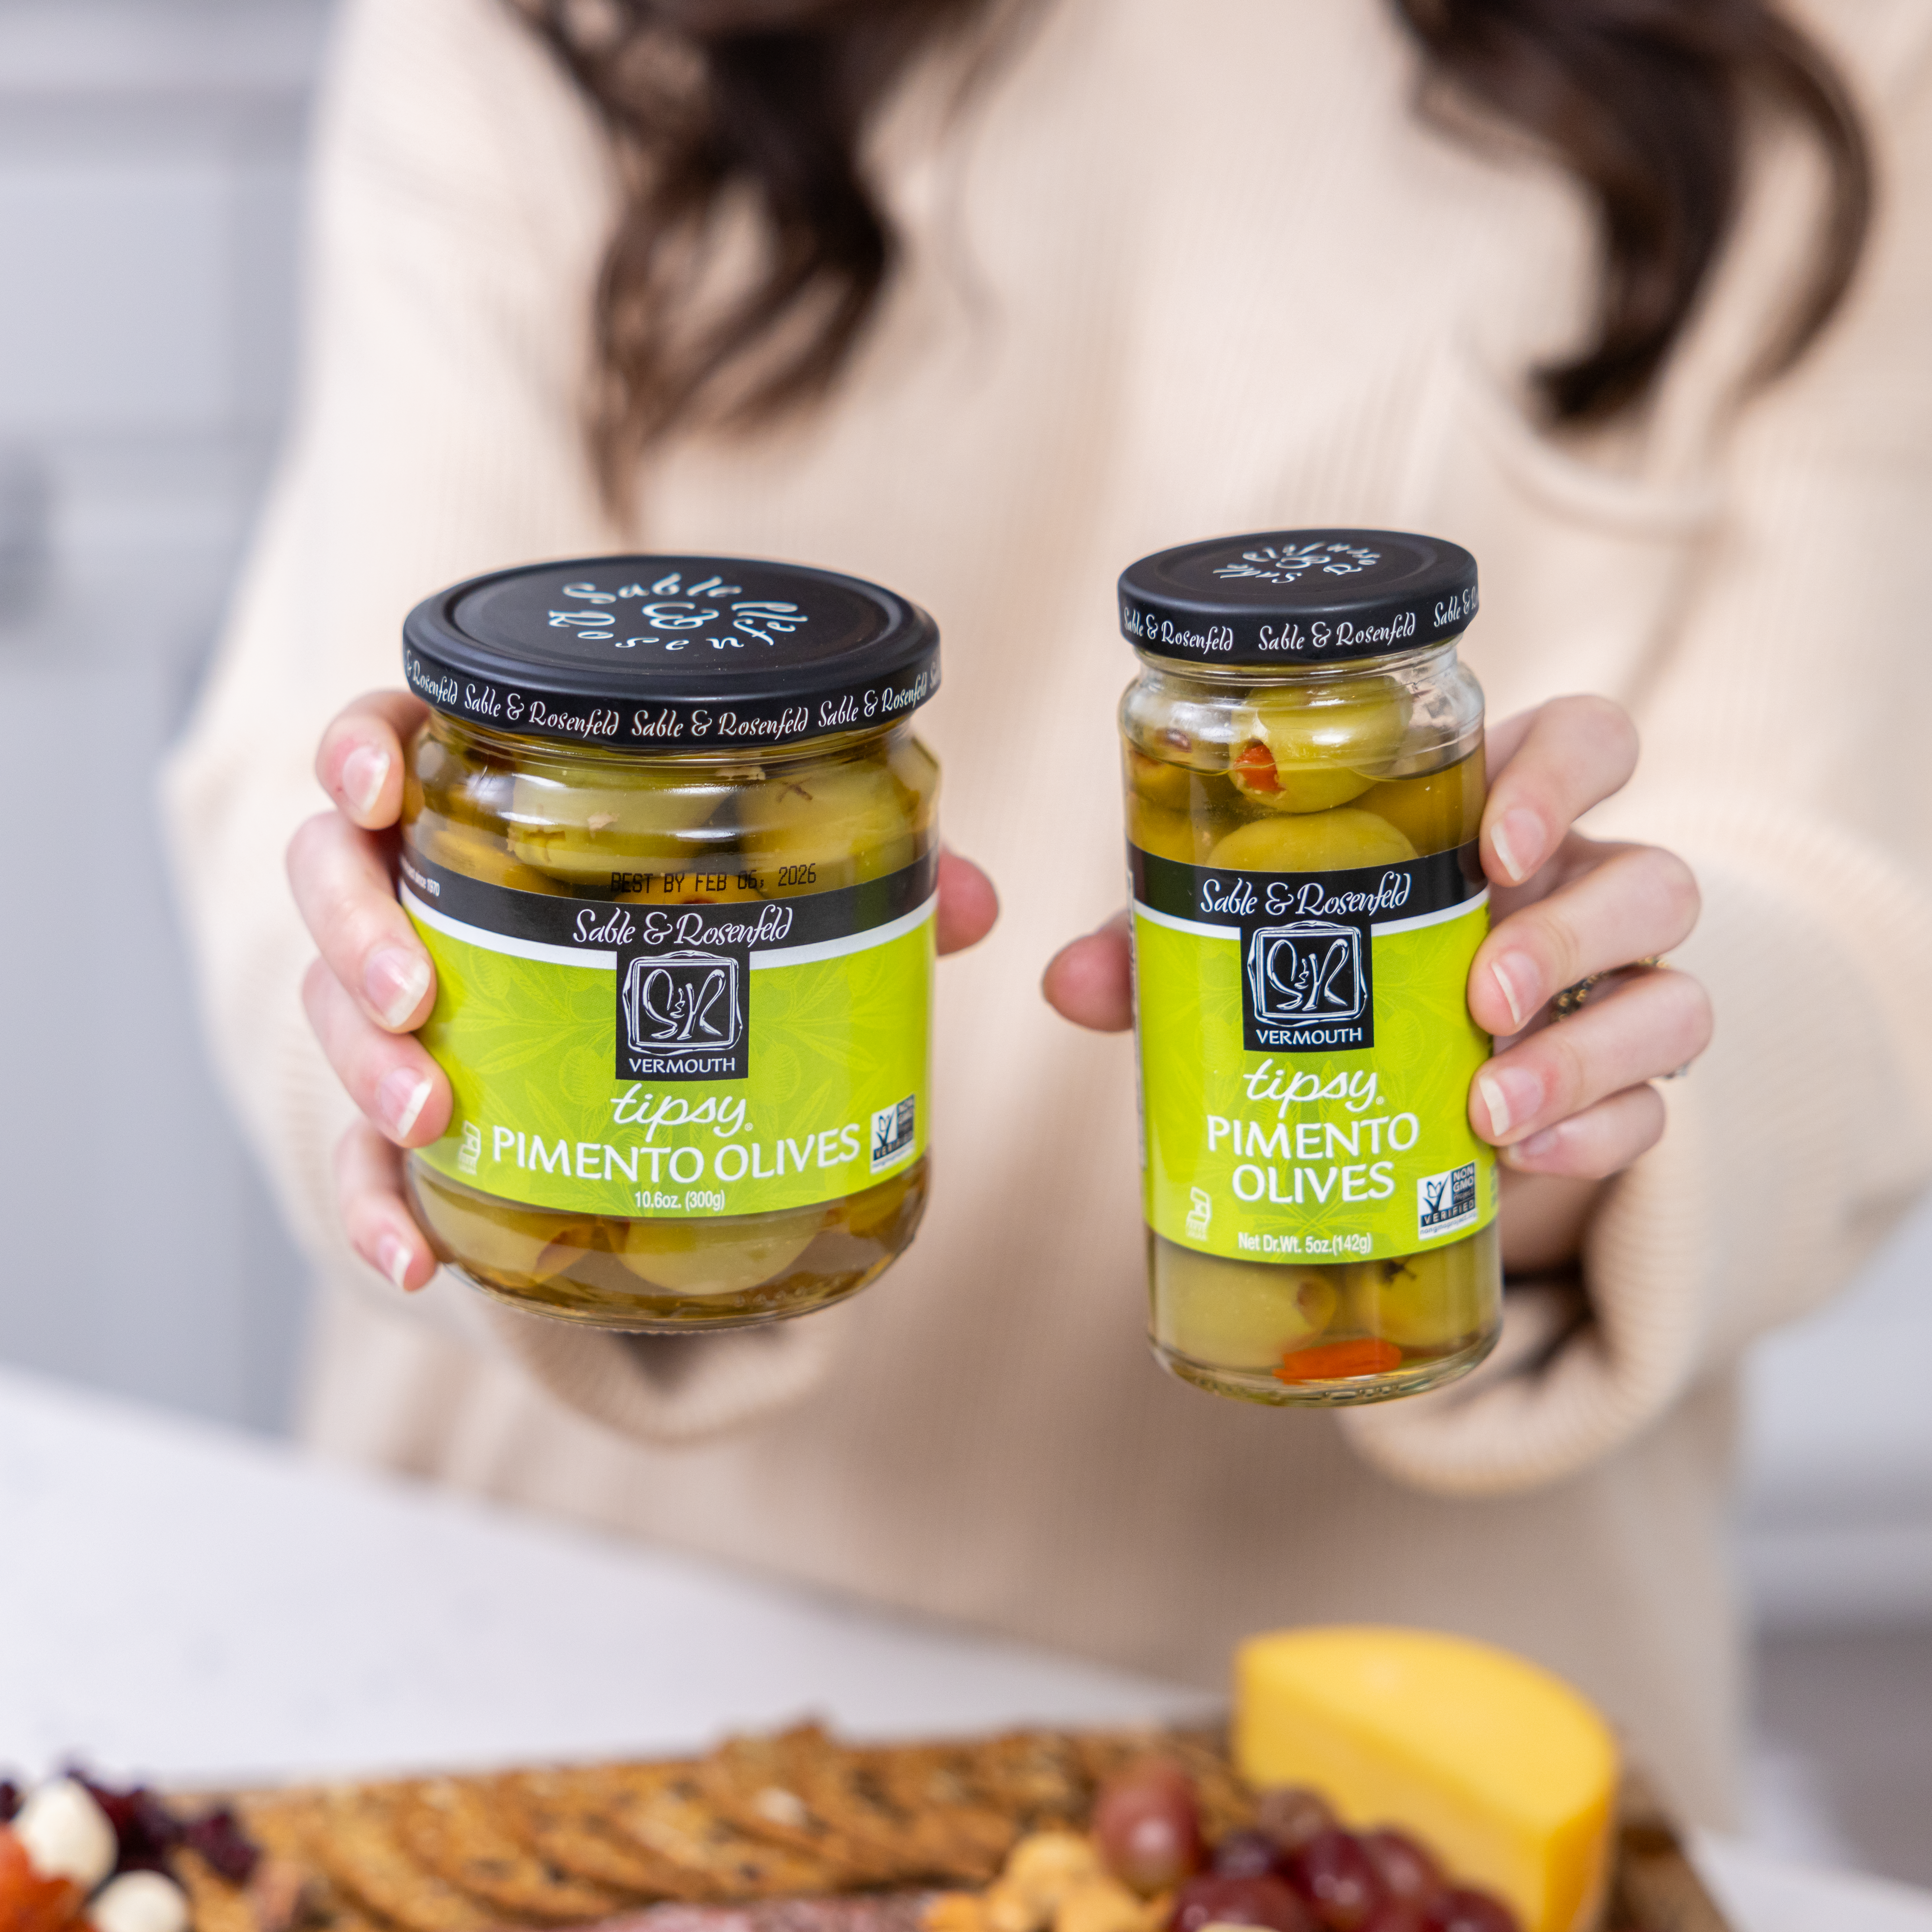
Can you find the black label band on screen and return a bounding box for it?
[404,646,939,752]
[1130,840,1484,1055]
[401,839,937,956]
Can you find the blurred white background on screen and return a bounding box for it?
[0,0,1925,1888]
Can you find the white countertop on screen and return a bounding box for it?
[1,1365,1927,1932]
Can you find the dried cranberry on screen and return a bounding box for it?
[1214,1830,1292,1880]
[185,1807,262,1886]
[1286,1830,1387,1931]
[1254,1786,1338,1856]
[1169,1871,1314,1932]
[1359,1832,1442,1906]
[1421,1889,1520,1932]
[0,1780,19,1824]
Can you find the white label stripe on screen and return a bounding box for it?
[1133,888,1488,941]
[401,886,936,970]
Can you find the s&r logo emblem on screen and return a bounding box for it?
[1243,918,1373,1051]
[618,945,748,1080]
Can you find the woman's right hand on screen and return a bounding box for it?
[289,690,1000,1294]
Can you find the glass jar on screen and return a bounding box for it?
[1118,529,1501,1404]
[397,555,940,1330]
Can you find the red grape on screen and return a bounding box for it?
[1421,1889,1520,1932]
[1253,1787,1337,1856]
[1169,1872,1313,1932]
[1213,1830,1291,1880]
[1359,1831,1442,1906]
[1359,1910,1427,1932]
[1286,1829,1387,1931]
[1093,1759,1204,1895]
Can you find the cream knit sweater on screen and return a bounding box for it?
[164,0,1932,1823]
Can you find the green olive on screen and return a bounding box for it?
[839,1165,918,1241]
[1343,1239,1487,1352]
[1208,809,1416,872]
[1356,749,1485,856]
[1229,678,1414,814]
[613,1205,827,1294]
[1126,747,1198,810]
[737,754,915,885]
[1151,1240,1337,1369]
[1127,795,1208,865]
[410,1172,596,1285]
[507,763,734,885]
[413,815,570,894]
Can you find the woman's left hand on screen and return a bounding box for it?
[1042,695,1714,1275]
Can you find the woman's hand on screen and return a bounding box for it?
[1042,696,1713,1275]
[289,691,1000,1293]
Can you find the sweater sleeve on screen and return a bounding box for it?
[160,0,839,1443]
[1342,38,1932,1494]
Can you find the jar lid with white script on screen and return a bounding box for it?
[403,554,939,752]
[1119,528,1477,670]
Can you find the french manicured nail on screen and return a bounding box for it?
[1488,952,1538,1031]
[1475,1065,1541,1140]
[377,1067,434,1139]
[1503,1125,1562,1167]
[341,742,391,819]
[367,947,430,1028]
[375,1231,413,1291]
[1490,808,1545,885]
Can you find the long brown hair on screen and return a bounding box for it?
[527,0,1872,501]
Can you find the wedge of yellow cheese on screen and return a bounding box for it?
[1235,1627,1618,1932]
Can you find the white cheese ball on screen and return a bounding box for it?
[13,1777,117,1889]
[88,1871,191,1932]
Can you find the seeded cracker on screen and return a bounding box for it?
[396,1776,635,1921]
[301,1786,499,1932]
[494,1769,699,1899]
[697,1730,899,1887]
[598,1762,846,1898]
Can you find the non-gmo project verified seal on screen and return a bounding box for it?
[870,1097,916,1175]
[1417,1161,1478,1240]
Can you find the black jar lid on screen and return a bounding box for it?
[402,554,939,752]
[1119,528,1477,669]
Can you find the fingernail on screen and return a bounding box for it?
[377,1067,434,1139]
[1489,952,1538,1032]
[1490,808,1544,885]
[341,743,391,819]
[1475,1065,1541,1140]
[367,947,431,1029]
[375,1231,413,1291]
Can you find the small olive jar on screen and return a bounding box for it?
[1119,529,1501,1405]
[398,555,940,1330]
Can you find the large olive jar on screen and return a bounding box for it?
[398,555,940,1331]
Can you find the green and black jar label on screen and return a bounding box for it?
[1131,841,1498,1264]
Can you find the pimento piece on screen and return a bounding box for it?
[1233,743,1280,794]
[0,1828,82,1932]
[1092,1760,1203,1895]
[1276,1340,1404,1384]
